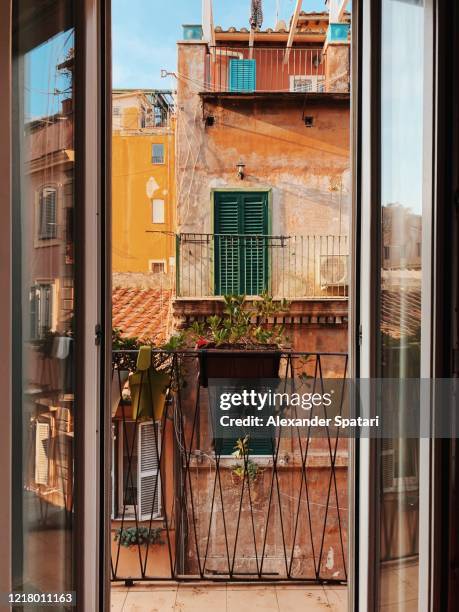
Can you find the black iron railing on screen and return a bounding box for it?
[203,46,350,94]
[110,349,349,584]
[176,233,349,299]
[205,46,331,93]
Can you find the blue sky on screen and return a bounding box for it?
[26,30,74,119]
[112,0,327,90]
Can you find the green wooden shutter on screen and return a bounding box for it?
[214,191,268,296]
[242,193,268,295]
[214,194,241,295]
[215,437,274,456]
[229,59,256,92]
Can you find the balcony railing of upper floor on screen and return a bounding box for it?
[176,233,349,299]
[203,46,349,94]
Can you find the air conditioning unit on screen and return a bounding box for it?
[290,75,325,93]
[319,254,348,288]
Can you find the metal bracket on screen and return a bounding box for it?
[95,323,102,346]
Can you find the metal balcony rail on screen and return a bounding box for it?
[204,46,345,93]
[176,233,349,299]
[110,349,349,584]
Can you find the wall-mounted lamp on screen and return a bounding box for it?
[236,161,245,180]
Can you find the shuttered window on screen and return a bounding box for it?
[138,422,161,520]
[229,59,256,92]
[152,143,164,164]
[38,187,57,239]
[35,422,50,486]
[214,191,268,295]
[30,283,53,340]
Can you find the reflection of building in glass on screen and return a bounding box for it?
[379,203,422,567]
[382,204,422,271]
[24,50,75,517]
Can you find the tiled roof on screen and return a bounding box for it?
[380,288,421,339]
[112,286,172,345]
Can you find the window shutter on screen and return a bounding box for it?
[35,422,50,486]
[214,192,268,295]
[152,199,165,224]
[152,144,164,164]
[39,188,57,239]
[229,59,256,92]
[42,284,52,332]
[215,195,241,295]
[30,286,39,340]
[382,438,394,491]
[216,437,274,456]
[242,194,268,295]
[138,422,161,520]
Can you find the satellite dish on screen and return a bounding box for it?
[146,177,159,198]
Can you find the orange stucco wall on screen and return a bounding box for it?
[176,42,350,239]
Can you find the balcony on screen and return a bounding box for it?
[111,349,349,584]
[176,233,349,299]
[204,46,349,94]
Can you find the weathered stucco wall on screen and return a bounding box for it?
[176,42,350,239]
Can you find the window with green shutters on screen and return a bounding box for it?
[215,436,275,457]
[214,191,269,296]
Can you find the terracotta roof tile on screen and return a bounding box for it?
[380,289,421,340]
[112,286,172,345]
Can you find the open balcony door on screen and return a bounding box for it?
[356,0,459,611]
[0,0,111,610]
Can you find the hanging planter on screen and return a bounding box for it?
[199,344,281,387]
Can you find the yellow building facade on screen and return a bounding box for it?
[112,90,175,274]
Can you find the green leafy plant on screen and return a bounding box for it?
[231,436,262,482]
[185,293,290,348]
[112,327,144,351]
[114,526,163,548]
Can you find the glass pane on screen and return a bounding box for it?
[379,0,424,608]
[12,0,76,601]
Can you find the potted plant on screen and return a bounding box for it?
[114,526,163,548]
[185,293,289,386]
[231,436,263,484]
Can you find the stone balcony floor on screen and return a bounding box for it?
[111,583,347,612]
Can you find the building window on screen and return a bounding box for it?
[290,75,325,93]
[38,186,57,240]
[214,191,269,295]
[152,143,164,164]
[113,105,121,116]
[382,438,418,492]
[152,199,165,224]
[140,107,146,128]
[384,246,390,260]
[30,283,53,340]
[149,260,166,274]
[215,437,274,457]
[115,421,161,520]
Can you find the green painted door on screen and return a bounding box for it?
[214,191,269,295]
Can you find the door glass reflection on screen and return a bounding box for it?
[12,1,76,601]
[379,0,424,609]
